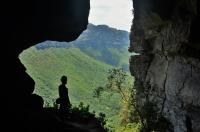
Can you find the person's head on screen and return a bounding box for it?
[61,75,67,84]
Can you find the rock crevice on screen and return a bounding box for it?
[130,0,200,131]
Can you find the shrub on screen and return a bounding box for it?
[138,101,171,132]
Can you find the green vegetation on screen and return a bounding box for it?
[46,101,108,131]
[20,47,121,117]
[35,23,130,70]
[19,24,147,131]
[137,101,171,132]
[19,46,141,131]
[93,68,141,132]
[69,102,107,129]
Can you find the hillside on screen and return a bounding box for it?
[19,24,133,130]
[20,47,121,117]
[35,23,130,70]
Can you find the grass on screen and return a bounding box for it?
[19,47,121,117]
[19,46,140,131]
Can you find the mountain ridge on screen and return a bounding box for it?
[35,23,130,69]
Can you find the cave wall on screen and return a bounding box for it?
[3,0,200,131]
[2,0,90,131]
[129,0,200,131]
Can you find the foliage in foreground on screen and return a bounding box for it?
[137,101,172,132]
[93,68,141,131]
[19,47,122,117]
[49,101,108,131]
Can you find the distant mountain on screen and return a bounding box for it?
[20,24,131,129]
[35,23,130,70]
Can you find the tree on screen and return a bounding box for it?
[93,68,140,128]
[106,68,132,103]
[105,68,141,125]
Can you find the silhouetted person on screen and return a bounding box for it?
[57,75,71,114]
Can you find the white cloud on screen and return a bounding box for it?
[89,0,133,31]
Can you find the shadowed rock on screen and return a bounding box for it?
[130,0,200,131]
[2,0,90,131]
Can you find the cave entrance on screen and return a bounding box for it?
[19,0,134,131]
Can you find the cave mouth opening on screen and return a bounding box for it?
[19,0,135,130]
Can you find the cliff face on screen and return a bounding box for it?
[2,0,90,131]
[129,0,200,131]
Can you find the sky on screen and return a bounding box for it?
[89,0,133,32]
